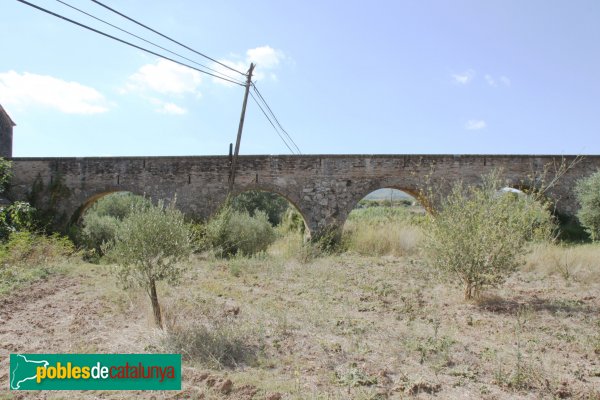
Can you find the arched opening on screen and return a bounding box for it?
[209,189,309,257]
[498,186,586,242]
[343,188,426,256]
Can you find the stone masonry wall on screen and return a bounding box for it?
[7,154,600,236]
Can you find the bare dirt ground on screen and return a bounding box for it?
[1,246,600,399]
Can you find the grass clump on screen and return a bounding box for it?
[162,321,260,369]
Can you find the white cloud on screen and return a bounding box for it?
[452,70,475,85]
[484,74,497,87]
[485,74,511,87]
[149,98,187,115]
[214,45,286,86]
[247,46,285,69]
[0,70,109,114]
[125,59,202,95]
[465,119,487,130]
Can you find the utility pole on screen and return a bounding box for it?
[228,63,255,193]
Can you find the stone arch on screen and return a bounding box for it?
[340,180,432,228]
[226,182,312,236]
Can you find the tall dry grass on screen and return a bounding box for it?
[524,242,600,282]
[343,206,424,256]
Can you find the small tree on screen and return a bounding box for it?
[575,170,600,241]
[423,173,555,300]
[103,200,192,328]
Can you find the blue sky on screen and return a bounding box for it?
[1,0,599,157]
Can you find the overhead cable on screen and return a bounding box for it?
[16,0,244,86]
[249,92,297,154]
[252,84,302,154]
[54,0,245,85]
[90,0,246,76]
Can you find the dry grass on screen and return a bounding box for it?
[525,242,600,283]
[343,206,424,257]
[150,239,599,399]
[344,223,422,257]
[2,223,600,399]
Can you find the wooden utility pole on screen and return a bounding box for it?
[228,63,255,193]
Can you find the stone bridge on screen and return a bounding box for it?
[7,154,600,236]
[2,107,598,236]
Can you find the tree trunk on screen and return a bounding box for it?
[149,279,163,329]
[464,281,473,300]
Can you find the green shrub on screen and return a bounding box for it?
[575,170,600,241]
[80,214,120,255]
[80,192,150,255]
[103,199,192,328]
[0,157,12,194]
[231,190,289,226]
[87,192,151,220]
[423,172,556,300]
[0,231,74,267]
[203,205,276,257]
[0,201,36,240]
[309,225,346,253]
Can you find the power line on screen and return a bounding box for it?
[249,92,297,154]
[54,0,245,85]
[90,0,246,77]
[18,0,299,155]
[16,0,244,86]
[252,84,301,154]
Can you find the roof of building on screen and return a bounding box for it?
[0,105,16,127]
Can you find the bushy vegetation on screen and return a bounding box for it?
[202,204,276,258]
[103,199,192,328]
[79,192,151,256]
[0,158,75,294]
[0,231,74,295]
[423,173,556,300]
[575,170,600,241]
[0,157,12,193]
[231,190,289,226]
[279,207,306,234]
[0,201,36,240]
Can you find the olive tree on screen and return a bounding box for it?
[103,199,192,328]
[575,170,600,241]
[423,173,555,300]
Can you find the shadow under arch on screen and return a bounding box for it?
[227,183,311,236]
